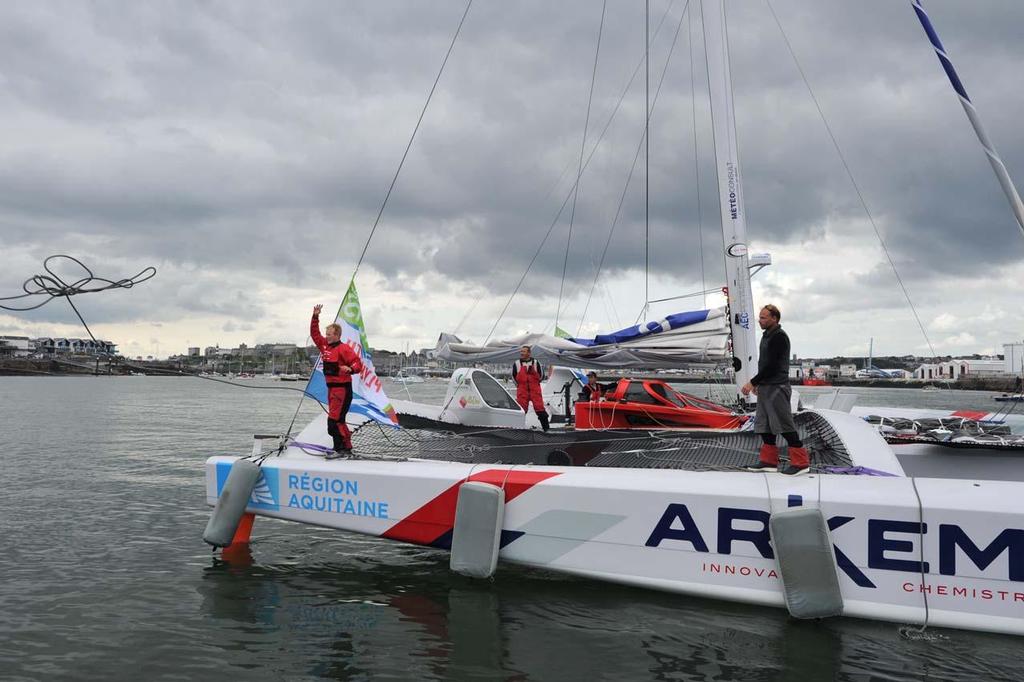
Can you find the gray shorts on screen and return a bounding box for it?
[754,383,797,434]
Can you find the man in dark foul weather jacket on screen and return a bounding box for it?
[741,304,810,475]
[311,304,364,457]
[512,345,550,431]
[579,371,615,402]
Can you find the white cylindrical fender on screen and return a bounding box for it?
[450,481,505,578]
[203,458,261,547]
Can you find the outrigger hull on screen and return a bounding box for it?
[205,452,1024,637]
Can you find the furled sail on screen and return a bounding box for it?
[434,307,730,369]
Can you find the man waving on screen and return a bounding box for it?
[311,304,364,457]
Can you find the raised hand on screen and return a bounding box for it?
[313,304,323,316]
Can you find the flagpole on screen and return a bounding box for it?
[911,1,1024,238]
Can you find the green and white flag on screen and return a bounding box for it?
[306,281,399,426]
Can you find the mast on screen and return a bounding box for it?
[701,0,758,403]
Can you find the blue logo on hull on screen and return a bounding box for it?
[216,462,280,511]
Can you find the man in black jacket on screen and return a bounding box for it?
[578,371,616,402]
[741,304,810,475]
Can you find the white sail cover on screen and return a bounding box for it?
[434,307,729,369]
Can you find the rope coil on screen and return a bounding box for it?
[0,255,156,313]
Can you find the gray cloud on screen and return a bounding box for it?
[1,1,1022,355]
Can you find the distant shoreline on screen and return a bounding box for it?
[0,358,180,377]
[2,359,1018,394]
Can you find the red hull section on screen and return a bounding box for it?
[574,379,747,430]
[802,378,831,386]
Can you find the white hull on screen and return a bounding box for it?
[206,410,1024,637]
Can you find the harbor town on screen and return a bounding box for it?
[2,333,1021,391]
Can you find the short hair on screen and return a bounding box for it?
[761,304,781,321]
[587,371,598,378]
[326,323,342,335]
[520,345,531,352]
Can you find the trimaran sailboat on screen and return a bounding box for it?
[203,2,1024,637]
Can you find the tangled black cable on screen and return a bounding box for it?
[2,254,329,416]
[0,255,156,341]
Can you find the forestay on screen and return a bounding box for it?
[433,307,729,369]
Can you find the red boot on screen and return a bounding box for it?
[746,444,779,472]
[782,446,810,476]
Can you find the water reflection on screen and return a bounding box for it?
[199,544,1019,682]
[201,548,513,679]
[5,377,1020,680]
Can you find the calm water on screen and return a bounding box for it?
[1,376,1021,681]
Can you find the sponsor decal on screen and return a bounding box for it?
[901,582,1024,603]
[737,311,750,330]
[703,562,779,580]
[646,503,1024,593]
[726,162,740,220]
[726,242,748,258]
[217,462,280,512]
[285,472,389,519]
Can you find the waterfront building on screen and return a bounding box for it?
[914,359,1006,380]
[0,336,33,357]
[33,337,117,356]
[959,359,1011,377]
[1005,343,1024,375]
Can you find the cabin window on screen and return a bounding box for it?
[471,372,520,410]
[657,387,692,409]
[623,383,660,405]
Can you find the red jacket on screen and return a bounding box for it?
[311,314,364,386]
[512,358,544,393]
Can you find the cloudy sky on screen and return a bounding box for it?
[2,0,1022,360]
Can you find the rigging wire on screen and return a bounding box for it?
[350,0,473,282]
[647,287,723,305]
[600,277,622,330]
[763,0,941,361]
[484,0,681,345]
[902,475,931,636]
[576,1,692,335]
[450,158,578,339]
[556,0,607,333]
[276,2,474,448]
[452,291,485,337]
